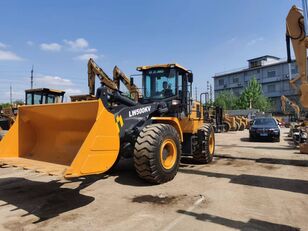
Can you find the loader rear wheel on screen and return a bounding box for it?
[193,124,215,164]
[134,124,181,184]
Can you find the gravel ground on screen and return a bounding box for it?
[0,128,307,231]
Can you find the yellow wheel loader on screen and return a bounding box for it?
[0,88,65,140]
[234,116,245,131]
[224,114,238,131]
[0,63,215,184]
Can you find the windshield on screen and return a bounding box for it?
[143,68,176,99]
[253,118,277,126]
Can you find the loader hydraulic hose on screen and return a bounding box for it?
[286,34,292,64]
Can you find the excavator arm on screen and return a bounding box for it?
[88,58,118,95]
[281,95,301,119]
[286,5,308,108]
[113,66,141,101]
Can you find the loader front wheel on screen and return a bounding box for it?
[134,124,181,184]
[192,124,215,164]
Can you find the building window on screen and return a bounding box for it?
[267,84,276,92]
[267,70,276,78]
[250,60,262,68]
[233,77,239,83]
[218,79,224,86]
[291,65,298,74]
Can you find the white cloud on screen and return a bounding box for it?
[36,75,73,87]
[27,41,34,46]
[0,42,7,49]
[40,43,62,52]
[64,38,89,50]
[0,50,22,61]
[74,53,99,60]
[247,37,264,46]
[64,88,82,95]
[85,48,97,53]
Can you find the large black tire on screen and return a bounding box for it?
[239,123,245,131]
[192,124,215,164]
[234,122,240,131]
[134,124,181,184]
[222,122,230,132]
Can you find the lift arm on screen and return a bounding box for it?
[113,66,141,101]
[281,95,301,119]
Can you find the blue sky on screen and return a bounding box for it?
[0,0,302,102]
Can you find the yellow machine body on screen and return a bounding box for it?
[0,100,120,178]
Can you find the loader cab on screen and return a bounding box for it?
[25,88,65,105]
[137,64,193,115]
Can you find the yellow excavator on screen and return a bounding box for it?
[280,95,301,119]
[286,2,308,153]
[70,58,141,102]
[0,61,215,184]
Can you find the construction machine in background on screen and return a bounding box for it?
[71,58,141,102]
[281,95,300,119]
[0,88,65,140]
[224,114,238,131]
[286,1,308,152]
[0,61,215,184]
[234,116,245,131]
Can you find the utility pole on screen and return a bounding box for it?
[30,65,34,89]
[10,84,12,105]
[209,84,213,103]
[195,87,198,100]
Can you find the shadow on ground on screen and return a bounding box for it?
[177,210,300,231]
[215,154,308,167]
[0,174,106,223]
[179,168,308,195]
[217,142,295,150]
[111,158,152,187]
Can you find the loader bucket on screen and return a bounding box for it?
[0,100,120,178]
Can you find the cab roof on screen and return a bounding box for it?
[25,88,65,95]
[136,63,190,73]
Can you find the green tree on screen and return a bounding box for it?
[214,91,239,110]
[0,103,11,110]
[239,77,271,111]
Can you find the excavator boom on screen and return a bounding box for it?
[113,66,141,101]
[286,5,308,108]
[281,95,301,119]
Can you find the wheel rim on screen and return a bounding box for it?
[160,139,177,170]
[208,130,215,155]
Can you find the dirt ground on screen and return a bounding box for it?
[0,128,307,231]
